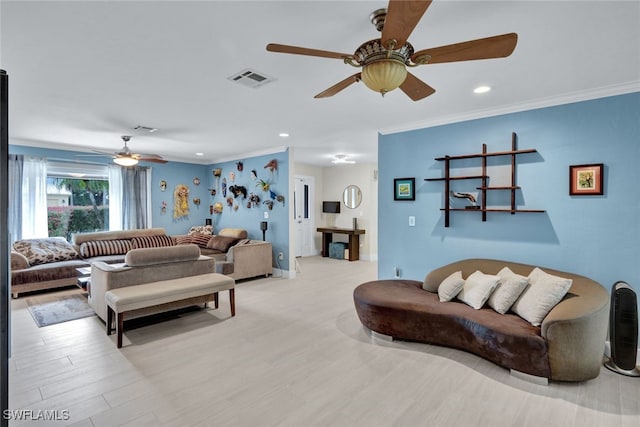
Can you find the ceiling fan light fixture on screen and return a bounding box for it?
[361,59,407,95]
[113,156,139,167]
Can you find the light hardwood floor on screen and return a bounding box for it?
[8,256,640,426]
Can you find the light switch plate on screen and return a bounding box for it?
[263,211,269,219]
[409,216,415,226]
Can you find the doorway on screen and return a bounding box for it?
[294,175,315,257]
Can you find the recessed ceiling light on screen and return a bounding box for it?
[473,86,491,94]
[332,154,356,164]
[195,152,204,156]
[279,133,290,138]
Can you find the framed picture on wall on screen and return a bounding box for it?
[569,163,604,195]
[394,178,415,201]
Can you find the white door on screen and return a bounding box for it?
[294,175,315,257]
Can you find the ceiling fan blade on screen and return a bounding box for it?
[266,43,351,60]
[381,0,432,49]
[400,72,436,101]
[314,73,361,98]
[137,157,168,164]
[412,33,518,65]
[132,153,162,159]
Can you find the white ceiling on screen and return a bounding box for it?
[1,1,639,166]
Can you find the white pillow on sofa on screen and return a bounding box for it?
[456,270,500,309]
[438,271,465,302]
[487,267,529,314]
[511,267,573,326]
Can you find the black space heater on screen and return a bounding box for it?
[604,281,640,376]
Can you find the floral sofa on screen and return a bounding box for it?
[10,226,273,298]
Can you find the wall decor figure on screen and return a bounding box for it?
[226,196,234,207]
[249,193,261,207]
[229,185,247,199]
[213,202,223,214]
[263,200,274,210]
[209,188,217,196]
[213,168,222,188]
[222,177,227,197]
[264,159,278,174]
[256,179,270,192]
[229,171,235,182]
[193,177,200,186]
[236,161,244,171]
[161,201,167,215]
[173,184,190,219]
[160,180,167,191]
[250,169,257,180]
[193,198,201,206]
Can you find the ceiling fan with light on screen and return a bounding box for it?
[78,135,168,166]
[266,0,517,101]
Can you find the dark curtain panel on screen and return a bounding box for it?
[7,154,23,242]
[121,166,149,230]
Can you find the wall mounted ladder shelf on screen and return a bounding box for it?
[425,132,545,227]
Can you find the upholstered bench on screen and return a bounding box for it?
[105,272,235,348]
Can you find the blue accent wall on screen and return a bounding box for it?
[208,150,289,272]
[379,93,640,302]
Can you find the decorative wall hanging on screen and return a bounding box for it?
[193,198,201,206]
[236,161,244,171]
[161,201,167,215]
[264,159,278,173]
[229,171,235,181]
[193,177,200,186]
[229,185,247,199]
[264,200,274,210]
[213,202,223,214]
[173,184,190,219]
[222,178,227,197]
[209,188,217,196]
[209,204,214,215]
[570,163,604,195]
[160,180,167,191]
[249,193,261,207]
[257,179,270,192]
[394,178,415,201]
[226,196,234,207]
[251,169,257,180]
[213,168,222,188]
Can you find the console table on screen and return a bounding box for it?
[317,227,365,261]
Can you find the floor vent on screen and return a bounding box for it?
[228,68,275,89]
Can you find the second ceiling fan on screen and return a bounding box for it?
[266,0,518,101]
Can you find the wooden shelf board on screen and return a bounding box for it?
[425,175,485,182]
[440,208,545,213]
[477,186,521,190]
[434,149,537,161]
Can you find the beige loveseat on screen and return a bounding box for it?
[354,259,609,382]
[90,245,218,321]
[177,228,273,281]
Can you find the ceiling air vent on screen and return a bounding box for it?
[228,68,275,89]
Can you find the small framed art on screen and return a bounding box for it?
[569,163,604,195]
[394,178,415,201]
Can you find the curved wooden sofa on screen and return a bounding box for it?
[353,259,609,382]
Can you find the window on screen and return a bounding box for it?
[46,162,109,240]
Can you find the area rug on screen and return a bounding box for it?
[26,292,95,327]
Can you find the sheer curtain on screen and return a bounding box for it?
[121,166,152,229]
[8,155,23,242]
[21,157,48,238]
[108,165,123,231]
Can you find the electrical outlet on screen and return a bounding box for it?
[278,252,284,260]
[409,216,416,226]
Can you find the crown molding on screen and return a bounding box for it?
[379,82,640,136]
[208,145,288,165]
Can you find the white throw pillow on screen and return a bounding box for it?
[511,267,573,326]
[488,267,529,314]
[438,271,465,302]
[457,270,500,309]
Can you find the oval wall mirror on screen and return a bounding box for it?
[343,185,362,209]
